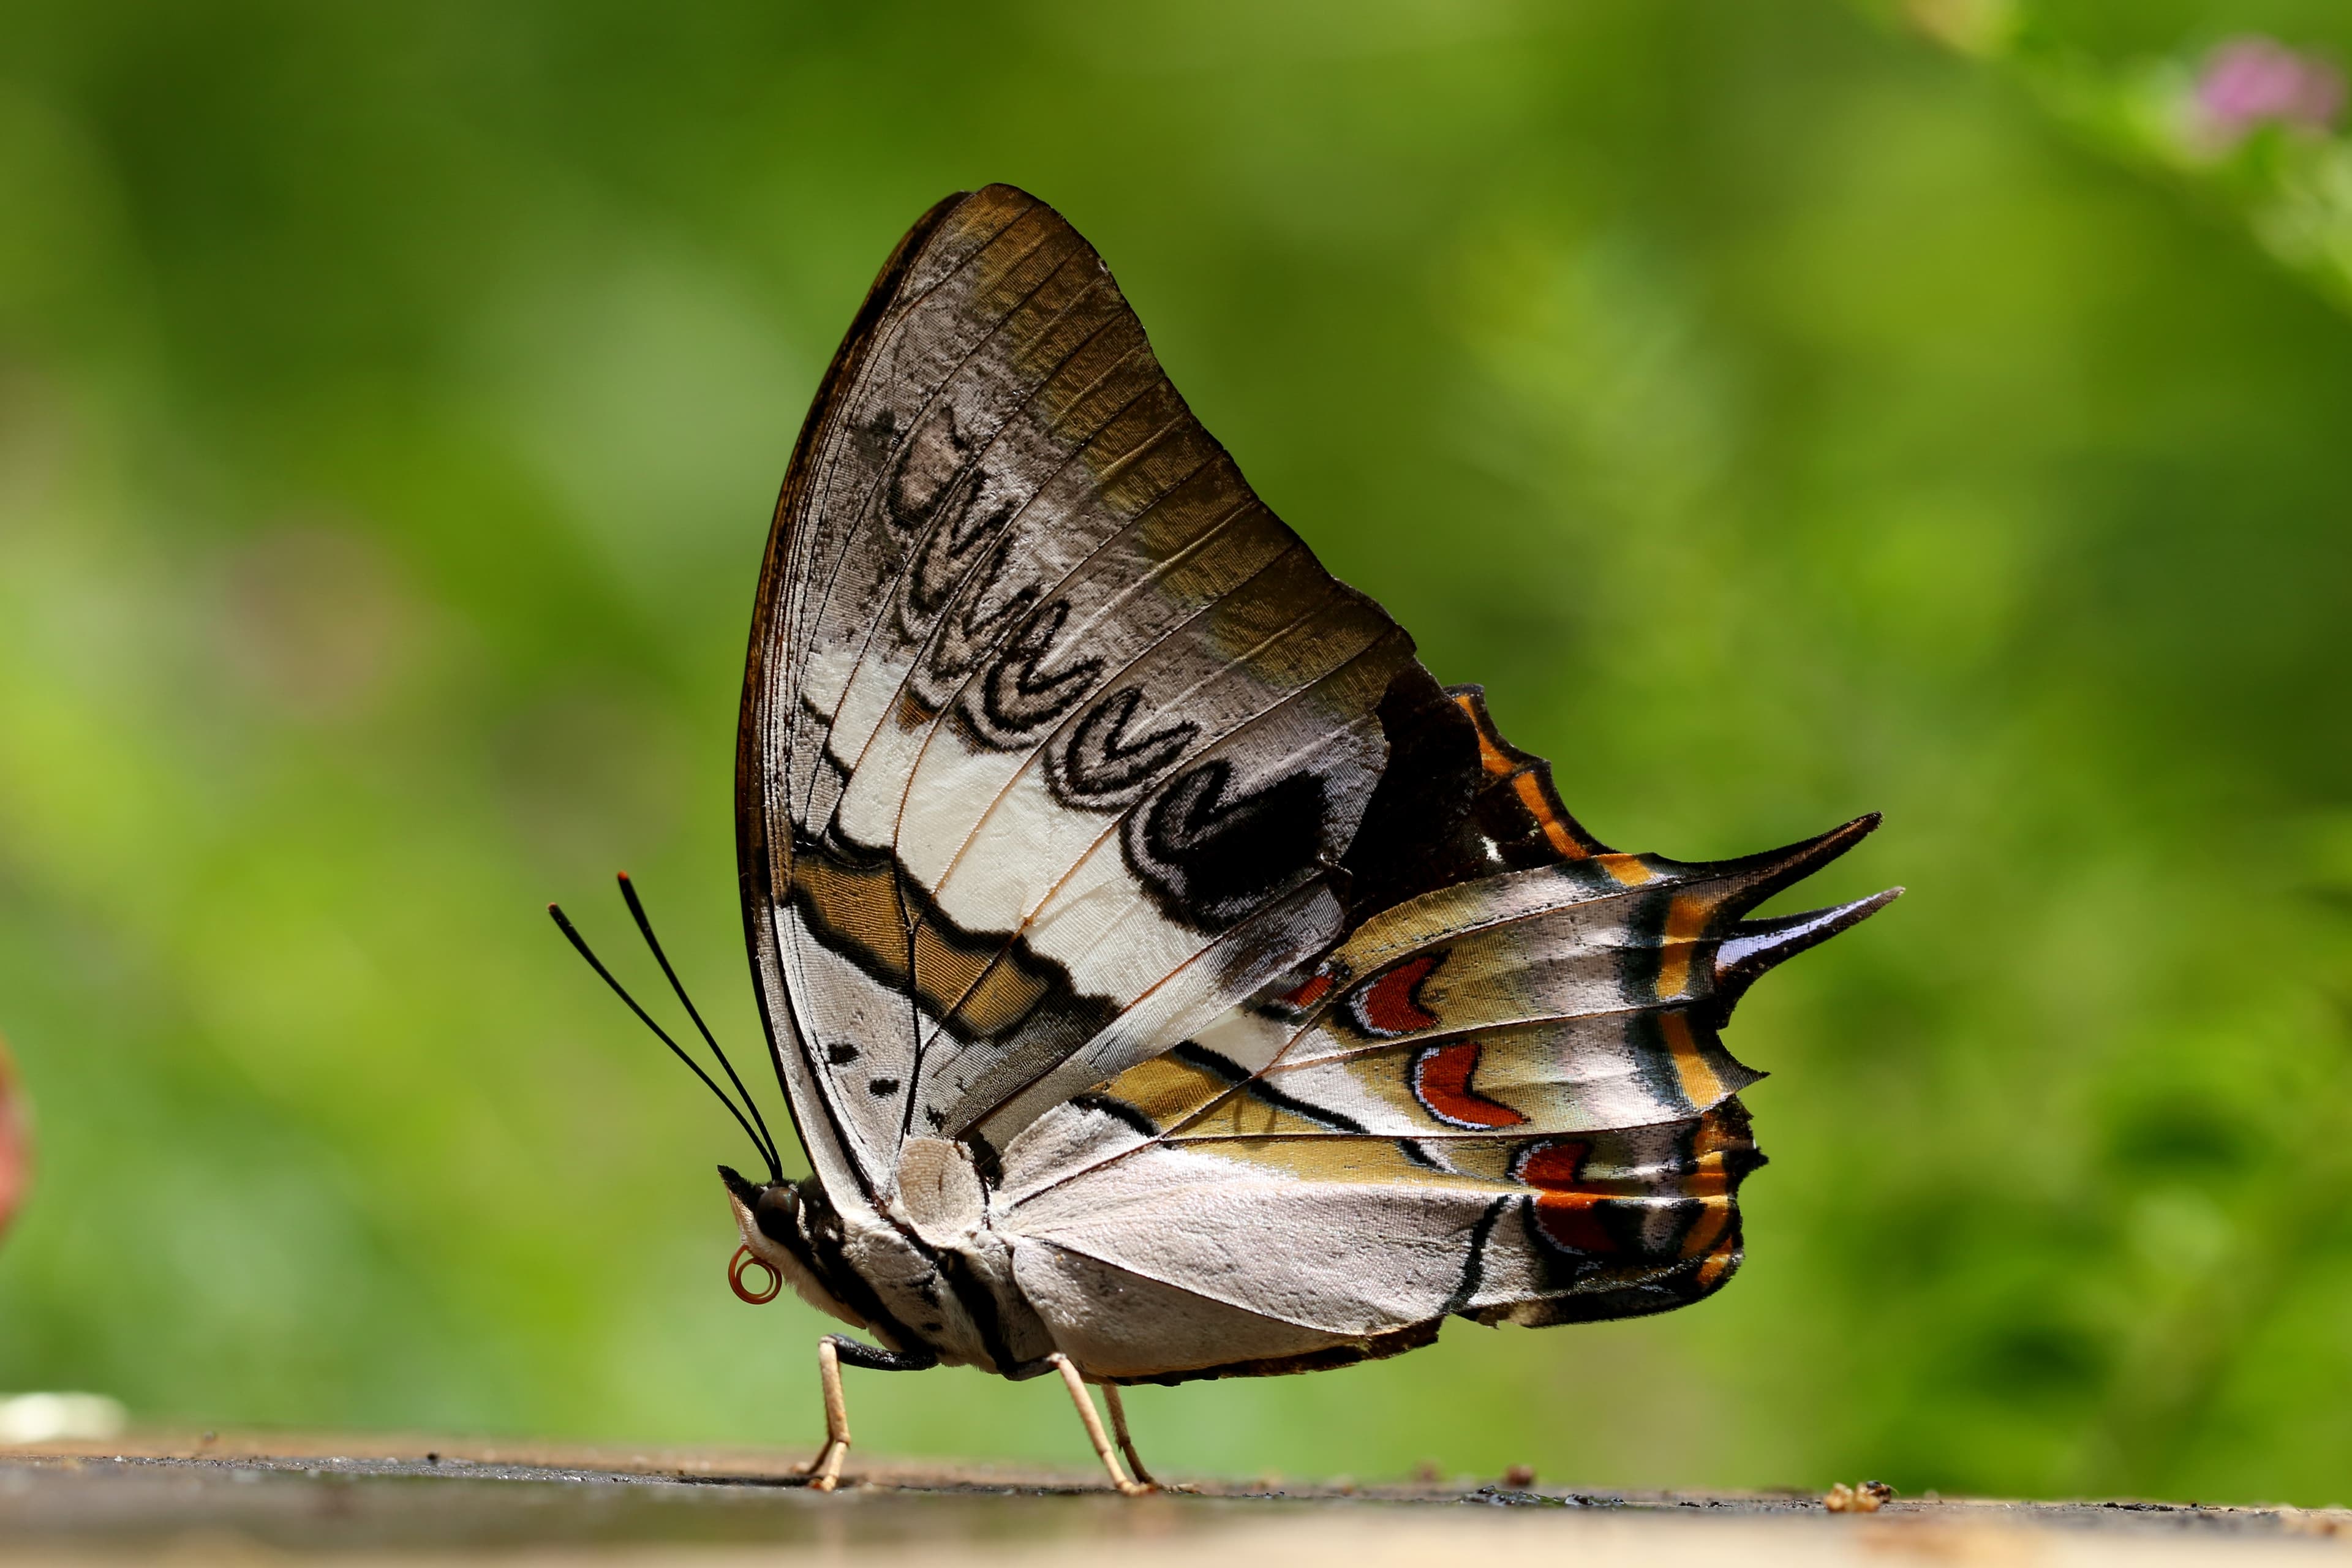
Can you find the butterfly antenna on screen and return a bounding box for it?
[613,872,783,1182]
[547,901,783,1183]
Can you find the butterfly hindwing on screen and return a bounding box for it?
[985,809,1882,1369]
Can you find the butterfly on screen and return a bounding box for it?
[552,185,1896,1493]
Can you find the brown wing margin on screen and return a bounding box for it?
[735,190,973,1197]
[1338,667,1610,924]
[1447,683,1614,866]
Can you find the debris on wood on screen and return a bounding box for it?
[1823,1480,1888,1513]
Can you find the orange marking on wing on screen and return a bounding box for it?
[1660,1011,1725,1108]
[1452,692,1592,861]
[1596,854,1654,886]
[1455,693,1515,777]
[1679,1197,1735,1262]
[1408,1042,1528,1130]
[1356,954,1442,1036]
[1679,1148,1732,1199]
[1515,1139,1616,1254]
[1654,893,1708,998]
[1512,772,1587,859]
[1693,1231,1739,1287]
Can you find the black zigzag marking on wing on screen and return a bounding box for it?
[1059,686,1200,797]
[978,597,1107,736]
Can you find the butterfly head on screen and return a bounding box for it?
[720,1161,805,1271]
[717,1163,865,1327]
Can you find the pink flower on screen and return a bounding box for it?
[0,1041,22,1243]
[2195,36,2345,138]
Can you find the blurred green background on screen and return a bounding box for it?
[4,0,2351,1507]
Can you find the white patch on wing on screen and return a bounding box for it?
[1334,864,1621,973]
[779,908,923,1173]
[831,690,936,852]
[893,740,1055,900]
[1016,835,1196,994]
[797,644,861,739]
[1186,1005,1301,1077]
[824,653,920,807]
[913,751,1109,932]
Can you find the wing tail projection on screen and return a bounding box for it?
[1709,887,1902,1022]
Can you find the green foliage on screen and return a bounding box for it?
[1,0,2349,1504]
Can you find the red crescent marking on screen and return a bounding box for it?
[1356,954,1442,1036]
[1515,1139,1616,1254]
[1409,1042,1528,1129]
[1277,971,1334,1010]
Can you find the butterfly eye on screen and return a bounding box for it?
[728,1244,782,1305]
[753,1185,800,1244]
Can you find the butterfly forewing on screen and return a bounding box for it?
[742,186,1416,1201]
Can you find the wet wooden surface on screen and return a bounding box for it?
[1,1431,2346,1564]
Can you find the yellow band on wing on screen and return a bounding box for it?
[1660,1009,1724,1109]
[1654,892,1708,998]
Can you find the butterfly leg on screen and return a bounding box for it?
[1099,1381,1159,1490]
[1046,1352,1154,1496]
[801,1335,937,1491]
[802,1338,850,1491]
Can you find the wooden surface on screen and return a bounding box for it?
[1,1432,2346,1565]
